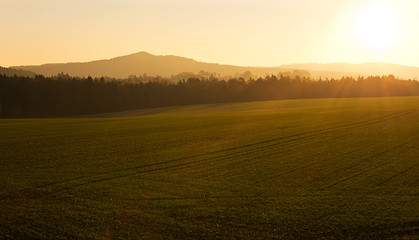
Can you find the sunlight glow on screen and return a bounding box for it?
[353,2,399,51]
[2,0,419,68]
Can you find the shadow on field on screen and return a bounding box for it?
[75,107,176,118]
[353,220,419,239]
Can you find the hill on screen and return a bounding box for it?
[12,52,419,79]
[12,52,275,79]
[283,62,419,80]
[0,66,36,77]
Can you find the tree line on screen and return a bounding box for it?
[1,73,418,118]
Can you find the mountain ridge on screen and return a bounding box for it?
[0,66,36,77]
[12,52,419,80]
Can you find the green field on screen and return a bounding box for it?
[1,97,418,239]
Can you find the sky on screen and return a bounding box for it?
[1,0,419,67]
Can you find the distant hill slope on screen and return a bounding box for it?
[0,66,36,77]
[12,52,419,79]
[13,52,275,79]
[283,63,419,80]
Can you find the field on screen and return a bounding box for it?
[1,97,418,239]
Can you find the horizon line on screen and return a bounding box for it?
[5,51,419,69]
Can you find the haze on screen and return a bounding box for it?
[2,0,419,68]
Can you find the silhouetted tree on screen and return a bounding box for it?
[0,73,418,118]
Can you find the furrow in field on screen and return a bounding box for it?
[35,109,417,193]
[47,134,309,193]
[37,130,313,191]
[34,133,304,189]
[166,110,418,191]
[195,134,345,190]
[38,130,328,194]
[319,134,418,190]
[375,163,419,187]
[246,149,360,187]
[45,129,377,194]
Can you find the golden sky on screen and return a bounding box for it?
[1,0,419,67]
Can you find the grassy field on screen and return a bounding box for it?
[1,97,418,239]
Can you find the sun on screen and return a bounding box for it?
[353,2,399,51]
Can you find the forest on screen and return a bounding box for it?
[1,73,418,118]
